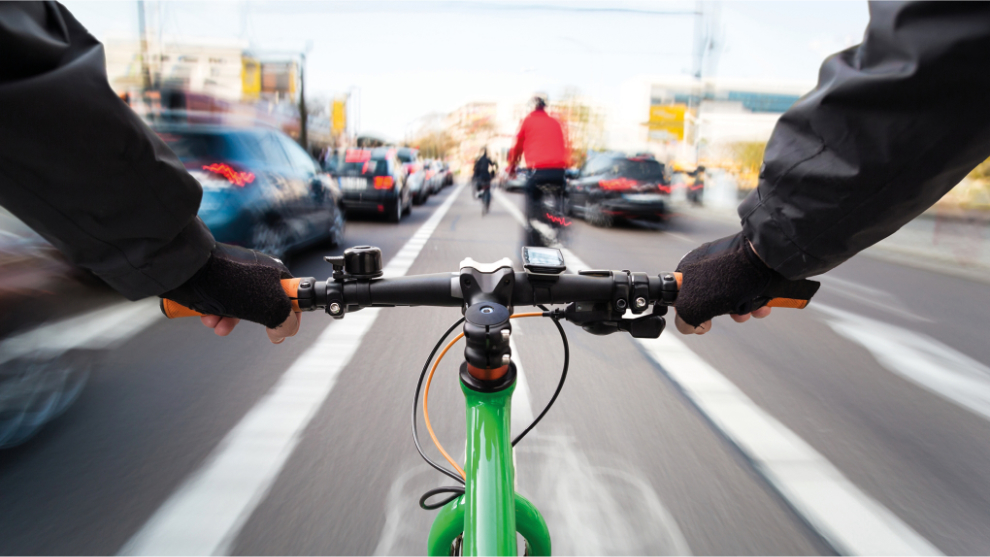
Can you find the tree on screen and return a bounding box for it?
[413,130,457,160]
[730,141,767,191]
[969,156,990,181]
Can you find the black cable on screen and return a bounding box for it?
[419,486,466,510]
[511,304,569,446]
[413,317,466,485]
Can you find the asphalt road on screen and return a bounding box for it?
[1,183,989,555]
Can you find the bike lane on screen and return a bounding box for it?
[0,189,460,555]
[228,185,827,555]
[546,194,990,555]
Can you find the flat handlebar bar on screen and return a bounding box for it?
[160,270,683,318]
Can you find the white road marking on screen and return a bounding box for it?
[509,325,535,433]
[120,183,466,556]
[373,293,689,556]
[517,434,691,555]
[816,303,990,423]
[817,275,931,323]
[0,298,162,366]
[493,189,527,229]
[558,249,941,556]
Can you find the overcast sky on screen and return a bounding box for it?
[62,1,871,139]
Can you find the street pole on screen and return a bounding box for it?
[137,0,151,91]
[299,51,307,151]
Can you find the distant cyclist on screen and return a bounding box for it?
[686,166,705,206]
[507,96,570,246]
[473,147,497,215]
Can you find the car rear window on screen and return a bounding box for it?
[157,132,255,165]
[617,159,665,182]
[339,158,389,176]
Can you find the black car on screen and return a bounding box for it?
[154,124,346,260]
[338,148,412,223]
[501,167,532,192]
[567,154,671,226]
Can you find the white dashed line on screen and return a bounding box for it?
[556,248,941,556]
[494,187,940,554]
[817,303,990,423]
[120,184,466,556]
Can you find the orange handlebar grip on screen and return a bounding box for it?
[766,298,809,309]
[160,298,205,318]
[160,278,303,319]
[282,278,302,312]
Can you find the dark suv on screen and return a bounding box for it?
[338,148,412,223]
[567,154,671,226]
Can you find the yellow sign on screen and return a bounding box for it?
[332,99,347,135]
[648,104,686,141]
[242,57,261,100]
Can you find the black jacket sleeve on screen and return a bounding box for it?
[739,1,990,280]
[0,1,214,300]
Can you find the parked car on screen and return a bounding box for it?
[504,167,534,193]
[153,124,346,260]
[566,154,671,227]
[337,147,412,222]
[425,160,445,195]
[439,162,454,187]
[396,147,419,167]
[406,162,430,205]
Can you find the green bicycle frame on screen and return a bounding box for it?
[426,373,551,556]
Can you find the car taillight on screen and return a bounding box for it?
[657,184,672,194]
[374,176,394,189]
[599,177,637,191]
[202,163,255,187]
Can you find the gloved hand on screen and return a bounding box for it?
[160,243,300,342]
[674,233,820,334]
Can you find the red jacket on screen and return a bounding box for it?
[507,109,569,170]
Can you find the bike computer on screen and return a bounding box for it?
[521,246,567,276]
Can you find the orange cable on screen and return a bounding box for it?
[423,312,545,481]
[424,332,466,479]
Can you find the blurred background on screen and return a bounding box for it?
[2,1,990,555]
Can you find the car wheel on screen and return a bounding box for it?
[389,199,403,223]
[0,355,91,449]
[586,203,614,228]
[252,221,291,260]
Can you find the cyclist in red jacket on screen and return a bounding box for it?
[508,96,571,246]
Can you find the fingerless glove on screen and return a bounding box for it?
[674,233,819,327]
[160,244,293,329]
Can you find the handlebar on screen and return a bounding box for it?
[160,246,816,322]
[160,271,681,317]
[159,245,818,373]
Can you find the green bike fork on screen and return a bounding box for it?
[427,368,551,555]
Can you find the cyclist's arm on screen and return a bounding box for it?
[0,2,213,299]
[0,3,298,342]
[742,1,990,280]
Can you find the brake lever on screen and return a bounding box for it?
[561,301,667,339]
